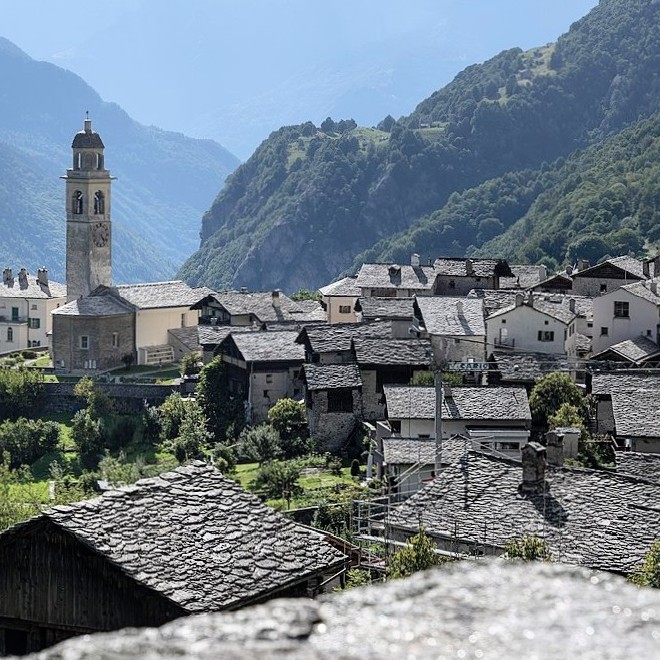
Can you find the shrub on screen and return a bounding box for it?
[628,540,660,588]
[504,534,551,561]
[250,460,302,500]
[238,424,282,464]
[387,527,443,579]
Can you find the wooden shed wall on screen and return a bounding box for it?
[0,520,186,654]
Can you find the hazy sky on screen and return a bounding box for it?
[0,1,599,157]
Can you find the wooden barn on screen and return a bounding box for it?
[0,463,347,655]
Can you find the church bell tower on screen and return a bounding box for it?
[64,118,114,302]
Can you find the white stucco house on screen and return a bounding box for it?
[591,279,660,354]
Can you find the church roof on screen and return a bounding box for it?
[116,281,203,309]
[72,130,104,149]
[52,295,133,317]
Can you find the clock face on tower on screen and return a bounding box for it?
[93,222,109,248]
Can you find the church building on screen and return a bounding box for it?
[51,120,203,372]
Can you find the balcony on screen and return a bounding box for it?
[0,316,27,324]
[494,337,515,349]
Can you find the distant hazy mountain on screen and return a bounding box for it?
[0,1,597,159]
[0,37,239,283]
[178,0,660,292]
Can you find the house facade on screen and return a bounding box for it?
[319,277,361,324]
[0,268,66,352]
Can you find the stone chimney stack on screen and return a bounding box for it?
[643,260,650,278]
[545,430,565,467]
[18,267,28,288]
[2,268,12,285]
[456,300,464,316]
[520,442,546,494]
[411,253,420,267]
[578,259,590,272]
[538,264,547,281]
[37,267,48,286]
[527,291,534,308]
[465,258,474,276]
[272,289,281,309]
[569,298,576,313]
[515,292,524,307]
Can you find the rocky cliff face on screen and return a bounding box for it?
[28,561,660,659]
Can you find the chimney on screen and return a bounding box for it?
[643,260,650,278]
[520,442,546,494]
[272,289,281,308]
[569,298,576,313]
[565,265,573,276]
[538,265,547,281]
[552,427,580,459]
[2,268,12,285]
[545,430,564,467]
[18,268,28,288]
[578,259,590,272]
[442,382,452,398]
[465,258,474,276]
[84,118,92,133]
[651,281,658,296]
[37,267,48,286]
[456,300,464,316]
[411,253,420,267]
[526,291,534,308]
[515,292,524,307]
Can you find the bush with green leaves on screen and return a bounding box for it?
[387,527,443,579]
[238,424,282,464]
[628,540,660,589]
[267,398,308,459]
[169,400,213,463]
[179,351,202,377]
[73,376,111,417]
[196,356,245,442]
[250,460,302,500]
[529,372,589,430]
[503,534,551,561]
[71,409,106,470]
[312,501,352,538]
[0,367,44,420]
[158,393,188,441]
[0,418,59,469]
[97,451,144,486]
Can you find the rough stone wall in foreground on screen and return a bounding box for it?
[26,560,660,660]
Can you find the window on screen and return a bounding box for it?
[80,335,89,349]
[112,332,119,348]
[600,283,607,293]
[6,327,13,342]
[587,322,593,328]
[613,301,629,318]
[647,330,653,337]
[11,307,18,322]
[93,191,105,214]
[263,390,270,398]
[389,420,402,434]
[339,305,352,314]
[181,313,186,328]
[501,319,506,324]
[266,374,273,384]
[30,304,37,311]
[28,318,40,329]
[72,190,83,214]
[537,331,555,342]
[327,389,353,413]
[448,280,456,289]
[600,327,609,336]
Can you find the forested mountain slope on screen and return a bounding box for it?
[179,0,660,292]
[0,38,239,283]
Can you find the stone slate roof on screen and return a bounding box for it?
[228,331,304,363]
[297,320,391,354]
[573,256,647,280]
[383,438,436,465]
[293,299,326,322]
[303,363,362,391]
[611,390,660,438]
[619,280,660,305]
[355,263,436,291]
[415,296,485,336]
[27,562,660,660]
[353,338,432,366]
[590,372,660,396]
[197,325,257,347]
[211,291,312,323]
[592,336,660,364]
[319,277,361,297]
[487,294,581,325]
[442,387,530,422]
[10,463,345,613]
[574,333,592,354]
[384,386,435,419]
[116,281,202,309]
[52,294,133,317]
[433,257,512,278]
[356,297,415,320]
[490,350,570,383]
[0,273,66,300]
[168,327,200,352]
[389,451,660,573]
[532,272,574,291]
[616,451,660,483]
[498,264,547,290]
[467,289,520,314]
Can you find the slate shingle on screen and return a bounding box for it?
[415,296,485,336]
[303,363,362,391]
[355,264,436,291]
[116,281,202,309]
[389,451,660,573]
[384,386,435,419]
[353,338,432,366]
[29,464,346,613]
[442,387,531,422]
[230,331,305,363]
[298,321,391,354]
